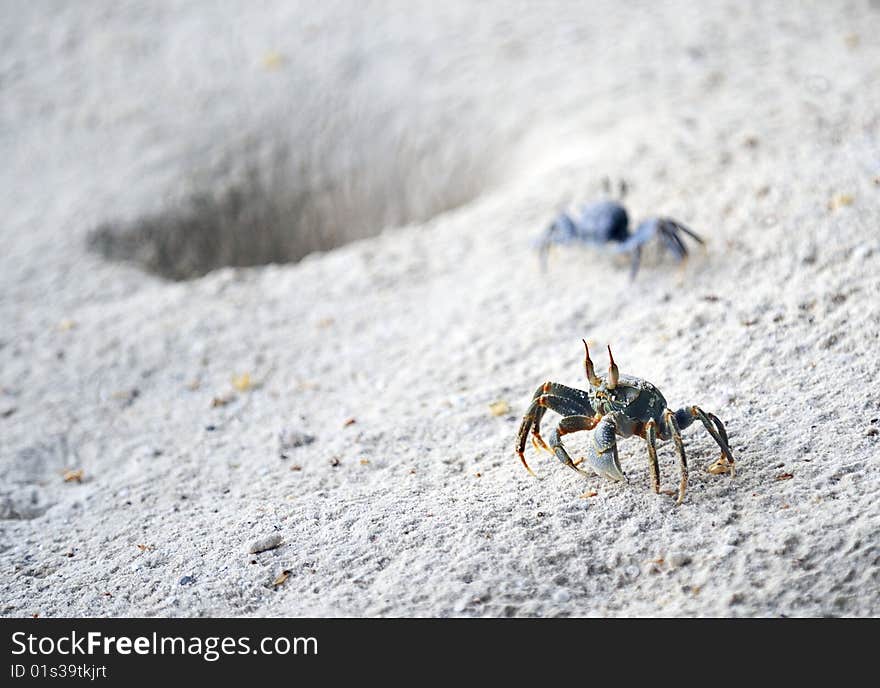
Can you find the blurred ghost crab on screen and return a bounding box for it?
[536,180,704,279]
[515,341,735,505]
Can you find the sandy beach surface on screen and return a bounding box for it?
[2,1,879,617]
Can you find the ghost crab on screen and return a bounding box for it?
[537,180,704,279]
[515,341,735,505]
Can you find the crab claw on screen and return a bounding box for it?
[582,416,627,482]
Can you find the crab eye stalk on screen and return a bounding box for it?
[582,339,601,387]
[607,345,619,389]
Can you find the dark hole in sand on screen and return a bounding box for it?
[87,135,495,281]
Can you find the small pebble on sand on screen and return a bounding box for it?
[248,534,284,554]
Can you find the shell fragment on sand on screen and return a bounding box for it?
[248,534,284,554]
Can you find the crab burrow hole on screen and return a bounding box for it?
[86,90,509,281]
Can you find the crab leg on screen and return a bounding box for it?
[521,392,589,449]
[657,218,704,260]
[666,219,705,245]
[537,212,578,271]
[628,245,642,281]
[659,224,688,260]
[613,217,705,279]
[690,406,736,477]
[644,418,661,493]
[517,382,593,446]
[515,384,593,476]
[663,409,689,505]
[547,415,601,476]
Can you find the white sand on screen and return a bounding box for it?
[2,1,879,617]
